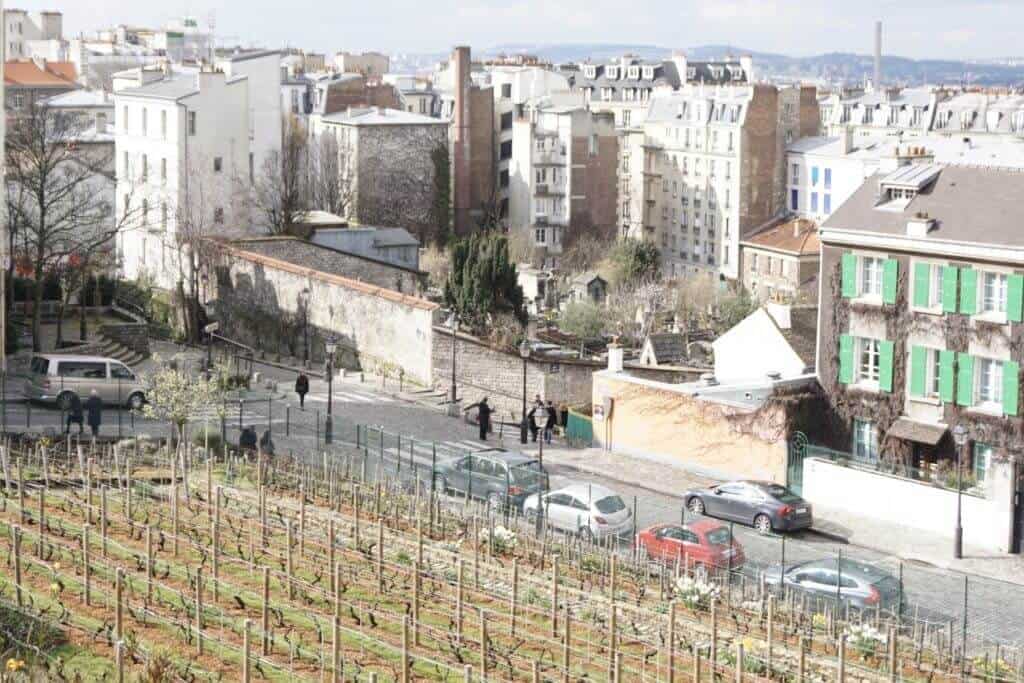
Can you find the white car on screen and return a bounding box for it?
[522,483,632,540]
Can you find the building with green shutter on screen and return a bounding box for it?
[814,163,1024,553]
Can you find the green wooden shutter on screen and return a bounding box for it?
[956,353,975,407]
[1008,274,1024,323]
[913,263,931,309]
[841,253,857,298]
[959,268,978,315]
[909,346,927,397]
[942,266,959,313]
[878,340,895,392]
[882,259,899,305]
[939,350,956,403]
[838,334,854,384]
[1003,360,1020,417]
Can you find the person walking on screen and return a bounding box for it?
[85,389,103,438]
[65,392,84,435]
[527,400,541,443]
[295,373,310,409]
[465,397,492,441]
[544,400,557,445]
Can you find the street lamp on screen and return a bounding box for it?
[325,337,337,444]
[952,423,967,559]
[299,287,311,364]
[203,321,219,381]
[448,315,459,404]
[519,339,531,444]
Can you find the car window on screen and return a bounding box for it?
[595,495,625,514]
[839,576,858,589]
[58,361,107,379]
[764,484,803,504]
[31,357,50,374]
[546,493,571,507]
[680,529,699,544]
[455,457,472,471]
[717,483,744,495]
[510,459,545,488]
[110,364,134,380]
[659,526,684,541]
[704,527,731,545]
[809,569,837,586]
[472,457,494,478]
[569,497,589,511]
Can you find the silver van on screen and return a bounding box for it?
[25,354,147,410]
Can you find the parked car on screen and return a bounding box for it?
[522,483,632,540]
[435,448,547,510]
[25,354,146,410]
[635,520,746,570]
[683,480,812,535]
[762,558,903,612]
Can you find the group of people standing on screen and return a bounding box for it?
[528,396,558,444]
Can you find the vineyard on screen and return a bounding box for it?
[0,438,1018,681]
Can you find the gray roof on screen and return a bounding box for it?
[561,60,679,102]
[822,165,1024,247]
[879,163,943,190]
[774,307,818,368]
[371,228,419,247]
[683,60,749,84]
[116,77,200,100]
[571,271,605,286]
[646,92,748,125]
[320,107,446,126]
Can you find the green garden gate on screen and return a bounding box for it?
[787,431,809,495]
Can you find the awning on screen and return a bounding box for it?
[887,418,947,446]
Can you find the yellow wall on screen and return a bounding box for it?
[592,373,788,482]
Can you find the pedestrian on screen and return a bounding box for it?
[85,389,103,438]
[465,397,492,441]
[544,400,557,444]
[239,425,258,453]
[259,428,275,457]
[295,372,309,409]
[527,402,540,443]
[65,392,84,435]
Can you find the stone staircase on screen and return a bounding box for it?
[97,334,148,366]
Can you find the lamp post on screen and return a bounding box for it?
[299,287,310,364]
[448,315,459,404]
[952,423,967,559]
[519,339,530,444]
[325,338,337,444]
[203,322,219,381]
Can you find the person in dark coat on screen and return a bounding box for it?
[527,403,540,442]
[544,400,558,444]
[465,397,492,441]
[239,425,258,453]
[259,428,275,456]
[295,373,310,409]
[65,392,84,435]
[85,389,103,438]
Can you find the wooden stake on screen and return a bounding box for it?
[115,567,124,641]
[402,615,411,683]
[510,558,519,638]
[101,485,109,558]
[563,607,572,683]
[532,661,540,683]
[332,616,341,682]
[12,526,22,607]
[37,481,45,558]
[457,558,464,643]
[145,525,153,603]
[551,557,559,637]
[668,601,677,683]
[83,524,91,606]
[299,484,306,557]
[195,567,203,655]
[767,594,774,674]
[262,567,270,656]
[613,652,623,682]
[838,636,846,683]
[798,636,806,683]
[115,640,125,683]
[213,485,221,603]
[608,602,617,678]
[693,641,702,683]
[888,626,898,682]
[376,519,384,593]
[480,610,488,681]
[328,517,336,593]
[242,618,252,683]
[710,599,718,670]
[413,561,421,646]
[735,642,743,683]
[286,520,294,600]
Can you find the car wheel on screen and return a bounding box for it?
[487,492,503,513]
[754,514,773,536]
[688,497,706,516]
[128,392,145,410]
[57,392,75,412]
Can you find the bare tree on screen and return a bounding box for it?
[5,102,141,351]
[254,114,308,235]
[307,132,355,218]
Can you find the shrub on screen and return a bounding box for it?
[558,301,606,339]
[191,427,224,455]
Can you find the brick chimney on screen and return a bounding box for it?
[452,46,472,237]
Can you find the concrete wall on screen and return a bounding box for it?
[211,243,437,385]
[592,370,790,482]
[432,327,597,419]
[803,457,1015,552]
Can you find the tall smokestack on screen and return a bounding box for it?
[874,20,882,89]
[452,46,472,237]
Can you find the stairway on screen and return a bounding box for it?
[97,335,148,366]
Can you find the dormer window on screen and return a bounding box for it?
[687,67,696,80]
[627,66,640,79]
[583,65,597,79]
[642,66,654,79]
[606,66,618,80]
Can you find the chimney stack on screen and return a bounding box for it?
[452,46,472,238]
[874,20,882,89]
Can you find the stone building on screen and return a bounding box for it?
[509,104,618,258]
[620,83,818,280]
[334,51,389,78]
[739,216,820,303]
[558,55,680,130]
[315,107,448,243]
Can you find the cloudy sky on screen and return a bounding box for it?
[13,0,1019,60]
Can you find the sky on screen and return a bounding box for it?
[11,0,1022,60]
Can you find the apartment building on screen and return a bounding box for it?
[114,65,251,289]
[316,107,448,242]
[620,83,818,280]
[3,8,62,60]
[508,105,618,257]
[739,216,820,303]
[560,55,680,130]
[334,51,389,78]
[4,58,77,112]
[816,164,1024,552]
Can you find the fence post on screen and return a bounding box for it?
[242,618,252,683]
[668,600,676,683]
[195,567,203,655]
[961,575,969,679]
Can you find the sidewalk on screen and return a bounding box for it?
[512,440,1024,586]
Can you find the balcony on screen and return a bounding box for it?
[534,150,566,166]
[534,183,565,198]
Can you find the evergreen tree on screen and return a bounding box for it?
[444,232,526,334]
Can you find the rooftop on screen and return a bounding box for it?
[788,134,1024,170]
[822,165,1024,248]
[741,217,820,255]
[45,89,112,107]
[321,106,446,126]
[5,59,78,88]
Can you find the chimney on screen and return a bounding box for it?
[839,125,855,154]
[451,45,472,237]
[793,219,803,238]
[607,343,624,373]
[874,20,883,89]
[906,212,935,237]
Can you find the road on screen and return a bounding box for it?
[7,362,1023,655]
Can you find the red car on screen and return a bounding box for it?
[635,520,746,570]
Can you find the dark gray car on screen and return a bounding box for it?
[435,448,548,510]
[683,480,812,535]
[763,558,903,612]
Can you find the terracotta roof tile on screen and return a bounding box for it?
[741,217,820,256]
[4,60,78,87]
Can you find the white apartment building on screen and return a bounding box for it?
[509,104,618,256]
[216,50,282,181]
[3,8,62,61]
[334,51,389,77]
[621,84,818,281]
[114,66,251,290]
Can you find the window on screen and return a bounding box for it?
[141,154,148,181]
[214,157,223,173]
[110,364,135,380]
[973,443,993,483]
[214,207,225,224]
[790,189,799,211]
[811,166,819,186]
[810,192,818,213]
[790,163,799,184]
[501,83,512,98]
[499,170,509,188]
[858,337,881,384]
[981,271,1008,316]
[860,256,884,298]
[913,261,946,310]
[500,111,513,131]
[824,168,832,190]
[188,111,197,135]
[123,105,129,132]
[910,346,945,400]
[499,141,512,160]
[623,109,631,127]
[977,357,1004,407]
[57,361,107,379]
[534,227,546,244]
[141,108,148,136]
[823,194,831,214]
[852,419,879,463]
[122,151,129,177]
